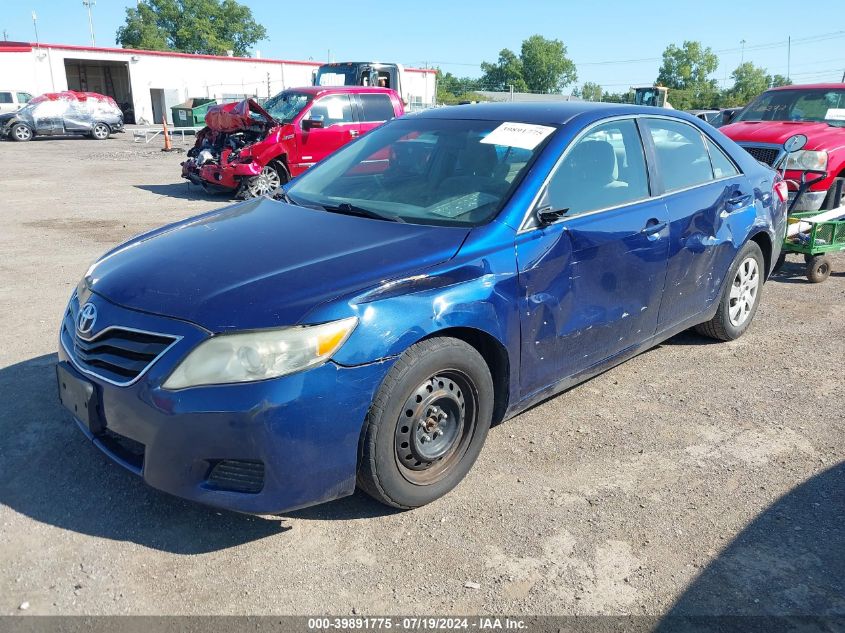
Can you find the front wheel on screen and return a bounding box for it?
[11,123,32,142]
[357,337,494,509]
[241,162,289,199]
[91,122,110,140]
[695,241,764,341]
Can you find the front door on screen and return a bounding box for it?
[516,118,670,396]
[294,93,358,175]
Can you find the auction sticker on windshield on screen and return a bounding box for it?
[825,108,845,121]
[481,122,556,150]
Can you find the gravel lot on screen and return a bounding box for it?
[0,130,842,619]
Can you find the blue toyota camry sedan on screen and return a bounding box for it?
[57,103,787,513]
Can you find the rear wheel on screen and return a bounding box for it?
[91,122,110,140]
[805,255,832,283]
[11,123,32,142]
[241,161,289,199]
[358,337,494,509]
[695,241,764,341]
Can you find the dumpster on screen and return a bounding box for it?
[171,98,217,127]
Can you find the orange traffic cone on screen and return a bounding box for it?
[161,118,175,152]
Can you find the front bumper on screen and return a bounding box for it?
[787,189,827,212]
[181,158,262,191]
[59,293,393,514]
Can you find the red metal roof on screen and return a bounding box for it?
[0,41,436,73]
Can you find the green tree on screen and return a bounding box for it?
[580,81,603,101]
[769,74,792,88]
[724,62,770,106]
[519,35,577,93]
[116,0,267,57]
[601,91,630,104]
[436,69,484,104]
[479,49,528,92]
[656,41,720,109]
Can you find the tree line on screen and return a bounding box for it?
[438,38,792,109]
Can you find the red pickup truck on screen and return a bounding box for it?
[721,83,845,212]
[182,86,404,198]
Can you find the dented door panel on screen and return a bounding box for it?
[515,198,670,398]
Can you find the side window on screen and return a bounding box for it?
[359,94,395,122]
[706,138,739,179]
[645,119,714,191]
[546,119,650,216]
[17,92,33,104]
[0,92,12,104]
[307,94,354,127]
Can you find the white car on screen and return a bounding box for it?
[0,90,33,114]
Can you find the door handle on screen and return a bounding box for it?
[349,129,360,137]
[725,193,752,210]
[640,220,667,236]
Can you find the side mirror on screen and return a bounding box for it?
[302,115,324,131]
[783,134,807,153]
[537,205,569,225]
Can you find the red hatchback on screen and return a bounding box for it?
[181,86,404,198]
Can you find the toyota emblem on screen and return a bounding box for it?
[77,303,98,336]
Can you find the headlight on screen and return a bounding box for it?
[162,317,358,389]
[785,150,828,171]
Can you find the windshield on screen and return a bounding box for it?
[262,91,311,123]
[736,88,845,125]
[286,117,556,227]
[315,65,360,87]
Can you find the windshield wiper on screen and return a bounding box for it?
[321,202,405,223]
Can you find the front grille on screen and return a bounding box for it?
[740,144,780,166]
[62,307,177,386]
[206,460,265,494]
[98,428,145,471]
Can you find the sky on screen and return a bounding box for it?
[2,0,844,92]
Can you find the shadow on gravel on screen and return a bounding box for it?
[135,183,227,201]
[0,354,286,554]
[655,462,845,631]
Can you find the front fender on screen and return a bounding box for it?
[304,221,522,398]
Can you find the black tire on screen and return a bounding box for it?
[90,122,111,140]
[820,177,845,211]
[357,337,494,509]
[772,253,787,274]
[10,123,32,142]
[805,255,832,283]
[695,241,765,341]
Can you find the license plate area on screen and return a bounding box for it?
[56,361,104,434]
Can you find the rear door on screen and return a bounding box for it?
[516,117,670,395]
[294,93,357,173]
[356,92,398,136]
[641,117,749,330]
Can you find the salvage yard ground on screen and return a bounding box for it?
[0,130,843,617]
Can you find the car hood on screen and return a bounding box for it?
[721,120,845,152]
[86,198,470,332]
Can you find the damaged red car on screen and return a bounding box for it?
[181,86,404,198]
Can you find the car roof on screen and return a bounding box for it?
[768,83,845,92]
[414,101,699,125]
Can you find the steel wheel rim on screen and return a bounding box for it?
[93,124,108,139]
[816,260,830,276]
[729,256,760,327]
[394,370,477,486]
[14,126,31,141]
[247,166,281,197]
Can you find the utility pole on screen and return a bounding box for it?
[740,39,746,64]
[82,0,96,46]
[787,36,791,83]
[267,72,271,98]
[2,29,7,41]
[32,12,39,45]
